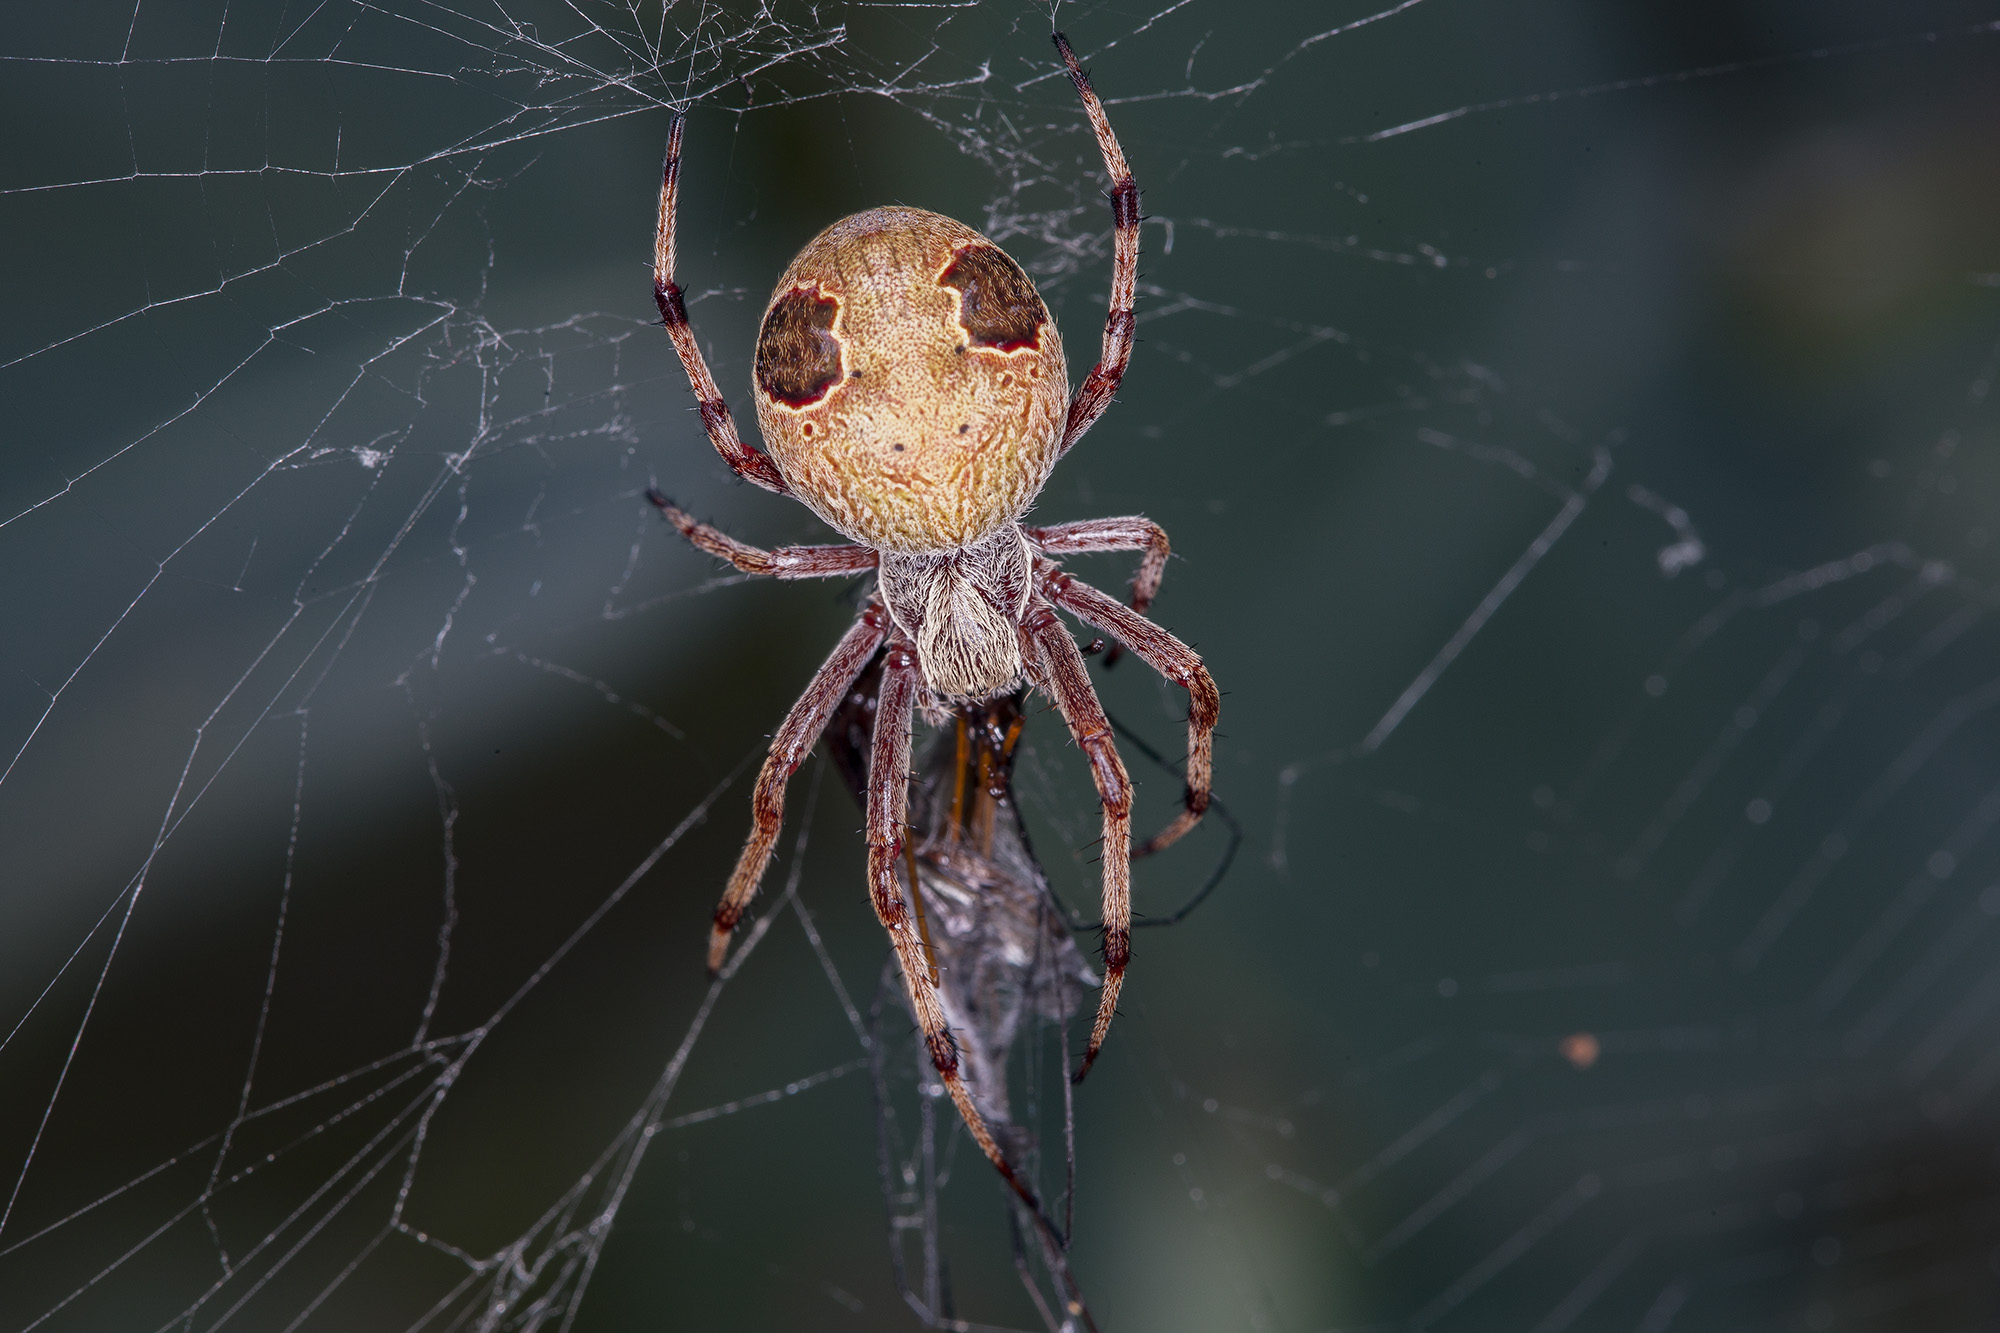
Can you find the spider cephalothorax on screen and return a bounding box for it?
[876,524,1035,701]
[646,34,1218,1213]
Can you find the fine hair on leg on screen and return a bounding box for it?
[1052,33,1140,458]
[647,489,876,579]
[1021,599,1134,1082]
[708,606,889,972]
[653,115,790,495]
[1027,515,1171,667]
[1040,564,1218,858]
[1027,516,1170,614]
[867,639,1049,1216]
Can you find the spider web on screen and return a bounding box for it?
[6,0,2000,1328]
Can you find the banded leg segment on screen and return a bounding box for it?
[1027,516,1170,614]
[655,115,790,495]
[869,641,1044,1212]
[709,606,889,973]
[648,490,876,579]
[1053,34,1140,457]
[1041,566,1218,858]
[1022,599,1134,1082]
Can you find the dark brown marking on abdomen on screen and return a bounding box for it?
[939,244,1045,352]
[756,287,844,407]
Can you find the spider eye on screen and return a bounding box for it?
[939,245,1044,353]
[755,287,843,408]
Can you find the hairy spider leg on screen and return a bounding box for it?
[1052,34,1139,458]
[654,115,791,495]
[871,639,1047,1215]
[1028,515,1171,667]
[1041,565,1219,861]
[708,606,890,973]
[647,490,876,578]
[1028,516,1171,615]
[1021,598,1135,1083]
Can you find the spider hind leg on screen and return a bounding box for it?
[870,640,1048,1214]
[1021,599,1135,1083]
[708,606,888,973]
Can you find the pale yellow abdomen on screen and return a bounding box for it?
[751,207,1068,554]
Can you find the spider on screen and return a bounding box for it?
[646,35,1218,1207]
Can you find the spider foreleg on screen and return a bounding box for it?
[1040,566,1217,858]
[707,605,889,973]
[1052,34,1140,458]
[647,490,876,579]
[1022,599,1134,1083]
[654,115,790,495]
[869,641,1046,1214]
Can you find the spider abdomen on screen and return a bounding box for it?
[751,207,1067,554]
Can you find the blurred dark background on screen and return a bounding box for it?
[5,0,2000,1328]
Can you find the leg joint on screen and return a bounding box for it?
[1188,672,1221,725]
[1088,751,1133,812]
[1109,179,1140,231]
[751,752,798,810]
[654,280,688,328]
[925,1028,961,1075]
[868,855,909,927]
[749,782,787,825]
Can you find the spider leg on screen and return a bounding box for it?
[871,639,1046,1213]
[1039,565,1218,859]
[1021,598,1134,1083]
[708,605,890,973]
[1052,34,1139,458]
[1026,516,1170,614]
[647,490,876,579]
[654,115,791,495]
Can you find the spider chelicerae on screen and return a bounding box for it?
[646,34,1219,1209]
